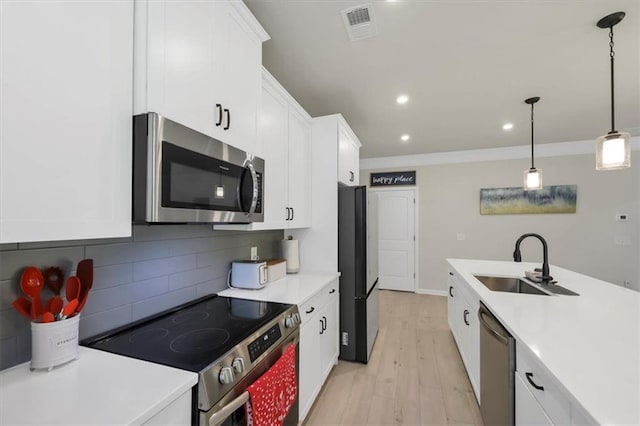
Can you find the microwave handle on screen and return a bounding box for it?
[244,160,259,216]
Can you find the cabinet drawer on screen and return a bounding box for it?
[516,343,570,425]
[515,371,553,426]
[299,281,338,324]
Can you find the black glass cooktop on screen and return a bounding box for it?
[82,295,292,372]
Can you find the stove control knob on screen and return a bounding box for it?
[285,315,295,328]
[219,366,235,385]
[232,357,245,374]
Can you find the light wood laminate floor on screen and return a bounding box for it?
[304,290,483,426]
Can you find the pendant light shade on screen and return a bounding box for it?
[524,168,542,190]
[595,12,630,170]
[524,97,542,191]
[596,132,631,170]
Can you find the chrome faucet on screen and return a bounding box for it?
[513,233,553,282]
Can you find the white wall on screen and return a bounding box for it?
[362,152,639,292]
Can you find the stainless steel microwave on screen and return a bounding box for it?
[133,113,264,223]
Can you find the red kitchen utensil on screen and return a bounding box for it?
[20,267,44,320]
[43,266,64,295]
[49,296,64,318]
[61,299,78,319]
[41,312,55,323]
[76,259,93,313]
[65,276,81,302]
[11,297,32,320]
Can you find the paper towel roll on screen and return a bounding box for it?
[280,237,299,274]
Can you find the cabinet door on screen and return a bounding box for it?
[287,108,312,228]
[298,321,320,422]
[0,0,133,243]
[145,0,216,138]
[447,276,463,343]
[338,129,359,186]
[516,372,553,426]
[319,293,339,379]
[213,0,261,154]
[259,85,289,229]
[463,295,480,400]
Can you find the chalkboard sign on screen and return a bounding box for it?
[370,171,416,187]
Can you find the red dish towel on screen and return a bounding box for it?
[245,344,297,426]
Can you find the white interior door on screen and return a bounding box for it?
[375,189,415,292]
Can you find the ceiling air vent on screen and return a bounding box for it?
[341,3,378,42]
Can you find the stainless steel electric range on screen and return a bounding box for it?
[82,294,301,425]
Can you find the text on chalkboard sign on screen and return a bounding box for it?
[370,171,416,187]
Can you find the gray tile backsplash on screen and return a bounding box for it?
[0,225,283,370]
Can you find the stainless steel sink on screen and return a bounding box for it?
[474,275,549,295]
[473,275,579,296]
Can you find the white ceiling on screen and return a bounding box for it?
[245,0,640,159]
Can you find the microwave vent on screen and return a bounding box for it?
[341,3,378,42]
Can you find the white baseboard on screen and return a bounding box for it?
[415,288,447,297]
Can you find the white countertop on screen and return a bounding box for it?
[0,347,198,425]
[218,273,339,305]
[448,258,640,425]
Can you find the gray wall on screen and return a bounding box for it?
[0,226,283,370]
[362,152,639,293]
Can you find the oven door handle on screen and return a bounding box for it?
[208,391,250,426]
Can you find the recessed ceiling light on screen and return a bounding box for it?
[396,95,409,104]
[401,134,410,142]
[502,123,514,131]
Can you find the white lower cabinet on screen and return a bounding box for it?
[447,271,480,401]
[516,342,571,425]
[298,279,339,422]
[143,389,192,425]
[448,265,598,426]
[516,372,553,426]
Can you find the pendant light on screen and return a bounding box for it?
[595,12,630,170]
[524,96,542,190]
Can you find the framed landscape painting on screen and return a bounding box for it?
[480,185,577,215]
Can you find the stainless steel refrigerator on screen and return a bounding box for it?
[338,185,379,363]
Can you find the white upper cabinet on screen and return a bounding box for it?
[216,68,312,231]
[338,124,361,186]
[0,1,133,243]
[134,0,268,155]
[287,108,312,228]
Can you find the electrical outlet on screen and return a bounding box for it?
[457,233,466,241]
[623,280,631,288]
[616,213,629,222]
[250,246,258,260]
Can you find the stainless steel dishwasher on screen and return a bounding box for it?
[478,302,515,426]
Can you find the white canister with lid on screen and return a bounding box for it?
[280,236,299,274]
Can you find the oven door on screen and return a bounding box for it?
[203,338,299,426]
